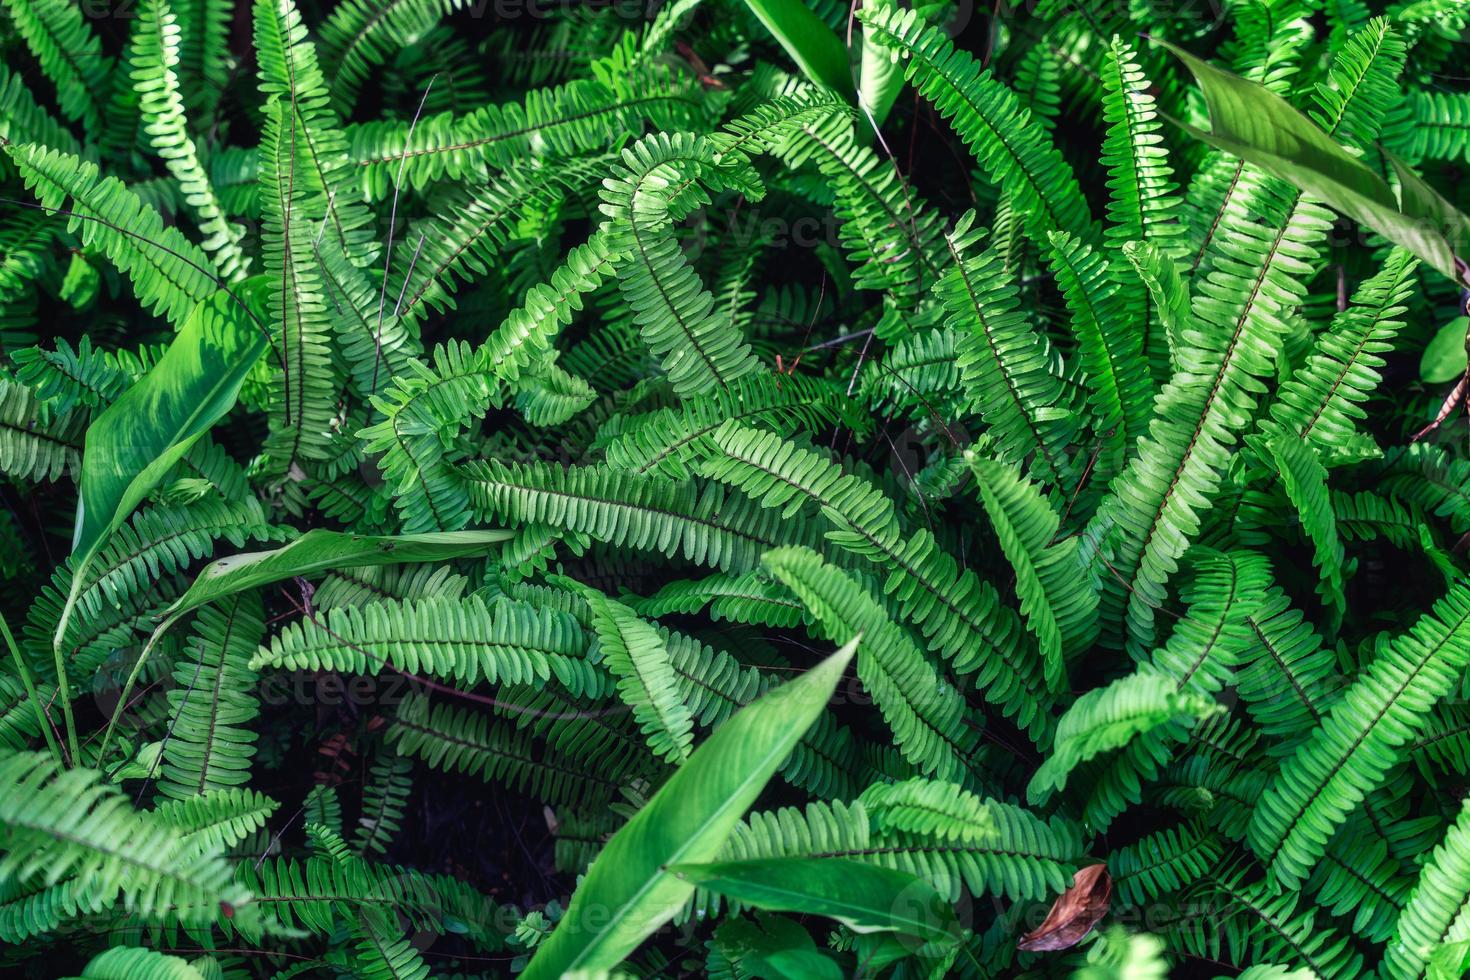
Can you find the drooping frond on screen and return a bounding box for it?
[387,690,652,809]
[1265,434,1348,625]
[941,212,1079,490]
[1381,798,1470,978]
[579,588,694,763]
[1100,37,1186,384]
[129,0,249,279]
[0,752,250,925]
[348,66,711,198]
[1027,671,1220,804]
[463,459,807,572]
[1088,171,1332,652]
[2,0,111,136]
[1254,248,1418,463]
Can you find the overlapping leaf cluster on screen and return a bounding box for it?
[2,0,1470,977]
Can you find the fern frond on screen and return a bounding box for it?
[130,0,249,279]
[318,0,470,112]
[2,0,111,136]
[858,4,1093,239]
[157,593,266,800]
[464,459,805,572]
[941,212,1079,489]
[1266,434,1348,625]
[1382,798,1470,978]
[1108,822,1223,908]
[349,68,709,198]
[6,144,219,327]
[599,372,863,480]
[700,422,1049,738]
[969,454,1097,690]
[1249,584,1470,887]
[1254,248,1418,462]
[599,133,763,397]
[251,595,604,696]
[0,752,249,924]
[150,788,279,852]
[353,752,411,857]
[1027,671,1220,805]
[258,96,343,474]
[762,546,976,781]
[0,378,84,482]
[1088,172,1332,652]
[387,691,649,809]
[253,0,376,264]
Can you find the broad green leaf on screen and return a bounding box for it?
[670,856,960,945]
[96,530,512,761]
[1427,939,1470,980]
[1158,40,1470,284]
[714,914,846,980]
[50,276,271,761]
[737,0,855,101]
[521,639,858,979]
[1421,317,1469,384]
[157,529,514,624]
[858,0,904,127]
[68,277,271,580]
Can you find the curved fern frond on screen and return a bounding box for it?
[387,690,650,809]
[599,132,763,397]
[0,378,84,483]
[1088,172,1332,652]
[464,459,805,572]
[349,68,710,198]
[2,0,111,136]
[1382,798,1470,979]
[942,212,1079,490]
[858,4,1093,240]
[130,0,249,279]
[1027,671,1220,805]
[6,144,219,327]
[1254,248,1418,463]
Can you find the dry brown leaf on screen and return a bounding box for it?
[1016,863,1111,952]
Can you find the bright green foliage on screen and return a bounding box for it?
[2,3,1470,977]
